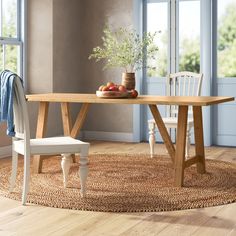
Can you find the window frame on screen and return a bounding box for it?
[145,0,201,79]
[215,0,236,79]
[144,0,171,78]
[0,0,24,78]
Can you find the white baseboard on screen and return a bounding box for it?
[81,131,134,142]
[0,145,12,159]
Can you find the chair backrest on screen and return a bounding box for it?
[166,71,203,117]
[13,76,30,143]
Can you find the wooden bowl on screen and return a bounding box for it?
[96,90,129,98]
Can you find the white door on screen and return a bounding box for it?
[143,0,201,142]
[212,0,236,146]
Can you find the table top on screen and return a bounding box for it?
[26,93,234,106]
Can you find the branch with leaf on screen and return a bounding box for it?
[88,25,159,73]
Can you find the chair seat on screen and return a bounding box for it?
[13,136,89,155]
[148,117,194,128]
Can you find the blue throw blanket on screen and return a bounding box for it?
[0,70,23,136]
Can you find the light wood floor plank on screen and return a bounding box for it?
[191,203,236,236]
[82,212,153,236]
[152,207,224,236]
[0,197,20,212]
[0,230,16,236]
[121,211,182,236]
[0,205,47,228]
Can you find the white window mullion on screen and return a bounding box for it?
[18,41,23,75]
[21,0,26,79]
[17,0,21,39]
[170,0,177,74]
[200,0,212,145]
[0,39,21,45]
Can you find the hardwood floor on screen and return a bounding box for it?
[0,141,235,236]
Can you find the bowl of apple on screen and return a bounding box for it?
[96,82,138,98]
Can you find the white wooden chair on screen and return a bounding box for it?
[9,76,90,205]
[148,71,203,158]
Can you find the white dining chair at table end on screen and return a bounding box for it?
[3,73,90,205]
[148,71,203,159]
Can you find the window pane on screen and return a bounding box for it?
[147,2,168,77]
[2,0,17,38]
[179,0,200,73]
[5,44,20,73]
[0,44,20,73]
[218,0,236,78]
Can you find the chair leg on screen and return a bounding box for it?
[22,153,31,205]
[9,151,18,192]
[61,154,72,188]
[148,122,156,158]
[185,129,191,159]
[79,155,88,197]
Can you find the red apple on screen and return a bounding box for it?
[107,82,115,87]
[102,86,109,91]
[130,89,138,98]
[118,85,127,92]
[98,85,105,91]
[109,85,119,91]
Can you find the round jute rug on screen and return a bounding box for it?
[0,154,235,212]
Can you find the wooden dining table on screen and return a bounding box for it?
[26,93,234,187]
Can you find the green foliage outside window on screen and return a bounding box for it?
[147,32,168,77]
[179,38,200,73]
[218,2,236,77]
[0,0,18,74]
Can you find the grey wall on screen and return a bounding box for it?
[27,0,53,93]
[53,0,83,132]
[53,0,82,93]
[79,0,133,133]
[27,0,59,138]
[26,0,135,139]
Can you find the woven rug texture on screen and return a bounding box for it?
[0,153,235,212]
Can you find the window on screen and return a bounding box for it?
[217,0,236,78]
[179,0,200,73]
[0,0,22,75]
[147,1,168,77]
[145,0,201,78]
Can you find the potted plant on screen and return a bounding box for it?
[88,25,159,90]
